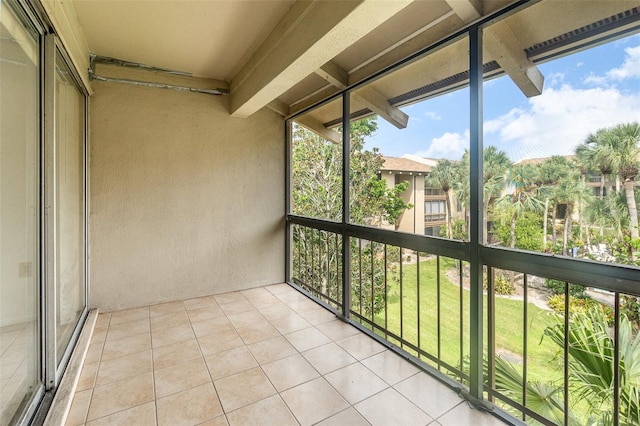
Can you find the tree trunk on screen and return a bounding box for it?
[600,173,605,198]
[483,198,490,244]
[543,197,549,249]
[445,190,453,239]
[563,204,573,256]
[624,179,639,240]
[552,202,558,246]
[510,208,517,249]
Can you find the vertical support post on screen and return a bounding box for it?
[341,93,351,319]
[468,26,485,401]
[285,120,292,284]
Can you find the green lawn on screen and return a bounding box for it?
[367,257,563,385]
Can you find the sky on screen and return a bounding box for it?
[364,33,640,163]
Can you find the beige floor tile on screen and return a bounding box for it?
[299,308,336,326]
[436,403,503,426]
[183,295,217,309]
[150,310,191,332]
[109,307,149,326]
[246,294,282,309]
[213,292,247,305]
[287,299,322,314]
[355,388,432,426]
[226,310,266,329]
[246,336,297,364]
[226,395,297,426]
[261,353,319,392]
[94,313,111,329]
[204,346,257,380]
[84,342,104,365]
[85,401,156,426]
[187,305,226,322]
[214,367,276,412]
[101,332,151,361]
[95,350,153,386]
[197,415,229,426]
[154,357,211,398]
[191,317,233,339]
[87,372,154,421]
[280,377,349,426]
[394,373,463,419]
[157,382,223,426]
[153,339,202,370]
[361,350,420,385]
[274,290,308,304]
[219,300,256,316]
[285,327,331,352]
[149,301,185,316]
[269,314,312,334]
[301,342,357,375]
[65,389,92,426]
[235,321,280,345]
[197,329,244,356]
[315,407,371,426]
[257,304,296,321]
[316,320,360,341]
[76,362,99,392]
[265,283,292,295]
[106,320,150,342]
[240,287,272,300]
[90,327,108,345]
[325,363,388,404]
[151,324,195,348]
[335,333,386,360]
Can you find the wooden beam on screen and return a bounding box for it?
[296,115,341,144]
[315,62,348,89]
[229,0,412,118]
[445,0,544,97]
[353,86,409,129]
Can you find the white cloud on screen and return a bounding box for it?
[424,111,442,121]
[486,84,640,161]
[415,130,469,159]
[607,45,640,81]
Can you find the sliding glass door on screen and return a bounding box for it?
[0,2,43,424]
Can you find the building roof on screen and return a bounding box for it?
[381,156,432,174]
[515,155,576,165]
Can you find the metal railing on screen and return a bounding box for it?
[288,215,640,425]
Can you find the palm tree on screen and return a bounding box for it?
[538,156,574,248]
[498,163,544,249]
[578,123,640,240]
[426,159,456,238]
[459,147,512,243]
[555,169,593,255]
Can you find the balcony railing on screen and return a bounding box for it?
[288,215,640,425]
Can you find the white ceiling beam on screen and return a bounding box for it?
[445,0,544,97]
[352,86,409,129]
[266,99,289,117]
[315,61,409,129]
[296,115,341,144]
[229,0,413,118]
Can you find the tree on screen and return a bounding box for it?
[291,117,410,314]
[538,156,574,248]
[578,123,640,240]
[426,159,456,238]
[458,147,512,243]
[554,167,593,255]
[497,163,544,249]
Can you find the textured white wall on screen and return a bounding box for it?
[89,77,284,311]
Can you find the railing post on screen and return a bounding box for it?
[469,25,485,401]
[285,120,292,284]
[341,93,351,319]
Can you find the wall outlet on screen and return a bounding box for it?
[19,262,33,278]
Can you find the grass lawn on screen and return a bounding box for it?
[367,256,564,385]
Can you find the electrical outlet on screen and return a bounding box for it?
[19,262,33,278]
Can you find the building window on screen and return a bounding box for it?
[424,200,446,222]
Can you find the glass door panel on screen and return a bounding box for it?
[54,52,86,364]
[0,2,41,423]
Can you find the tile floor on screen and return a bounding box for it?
[66,284,504,426]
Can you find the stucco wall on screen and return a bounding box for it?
[89,77,284,311]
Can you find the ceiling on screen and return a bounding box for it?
[73,0,640,128]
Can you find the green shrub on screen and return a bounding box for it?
[621,295,640,329]
[547,294,614,325]
[544,278,586,298]
[483,272,516,295]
